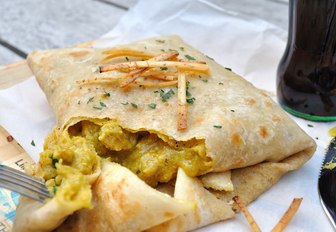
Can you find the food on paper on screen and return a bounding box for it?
[13,36,316,232]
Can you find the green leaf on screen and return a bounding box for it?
[131,103,138,108]
[148,103,157,109]
[31,140,35,146]
[186,97,196,104]
[161,89,175,102]
[100,102,107,107]
[185,54,196,60]
[213,125,222,129]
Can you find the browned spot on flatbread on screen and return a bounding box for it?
[164,211,174,218]
[231,133,243,145]
[272,114,281,122]
[234,157,246,166]
[69,51,89,59]
[264,100,273,107]
[259,126,269,139]
[6,135,14,142]
[245,98,256,105]
[192,116,205,126]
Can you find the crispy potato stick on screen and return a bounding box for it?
[101,49,155,62]
[129,80,178,88]
[271,198,303,232]
[177,71,187,131]
[119,51,179,87]
[141,69,177,77]
[100,60,209,74]
[177,59,207,64]
[142,75,177,81]
[77,77,121,85]
[233,196,261,232]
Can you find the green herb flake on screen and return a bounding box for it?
[52,185,58,195]
[31,140,35,146]
[161,49,165,52]
[185,54,196,60]
[77,100,81,105]
[125,56,129,61]
[225,67,232,71]
[87,97,94,104]
[219,82,224,85]
[161,89,175,102]
[121,102,129,106]
[180,47,185,51]
[186,81,192,97]
[131,103,138,108]
[186,97,196,104]
[213,125,222,129]
[206,55,214,60]
[202,79,208,83]
[148,103,157,109]
[100,102,107,107]
[160,67,168,71]
[93,106,103,110]
[156,39,165,43]
[307,124,314,127]
[159,89,165,97]
[144,46,147,50]
[51,156,58,168]
[104,91,111,97]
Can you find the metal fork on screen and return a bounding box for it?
[0,164,52,202]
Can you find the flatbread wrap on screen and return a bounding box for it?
[13,36,316,231]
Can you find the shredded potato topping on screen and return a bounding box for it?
[77,49,210,131]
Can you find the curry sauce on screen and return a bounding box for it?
[38,119,213,194]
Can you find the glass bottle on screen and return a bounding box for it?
[277,0,336,121]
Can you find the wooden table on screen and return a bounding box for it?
[0,0,288,66]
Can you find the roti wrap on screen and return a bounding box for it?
[13,36,316,232]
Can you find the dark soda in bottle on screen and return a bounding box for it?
[277,0,336,121]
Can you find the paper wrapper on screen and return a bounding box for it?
[0,0,334,231]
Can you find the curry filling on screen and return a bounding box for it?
[37,119,213,197]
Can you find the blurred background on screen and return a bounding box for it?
[0,0,288,66]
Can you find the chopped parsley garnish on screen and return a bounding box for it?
[144,46,147,50]
[186,81,192,97]
[180,47,185,51]
[104,91,111,97]
[148,103,157,109]
[93,106,103,110]
[213,125,222,129]
[206,55,214,60]
[186,97,196,104]
[52,185,58,195]
[154,89,165,97]
[161,49,165,52]
[219,82,224,85]
[161,89,175,102]
[131,103,138,108]
[202,79,208,83]
[156,39,165,43]
[125,56,129,61]
[121,102,129,105]
[230,109,235,112]
[307,124,314,127]
[51,156,58,168]
[185,54,196,60]
[87,97,94,104]
[160,67,168,71]
[77,100,81,105]
[100,102,107,107]
[31,140,35,146]
[225,67,232,71]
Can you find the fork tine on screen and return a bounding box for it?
[0,166,50,195]
[0,164,52,202]
[0,181,47,203]
[0,174,51,197]
[0,164,46,186]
